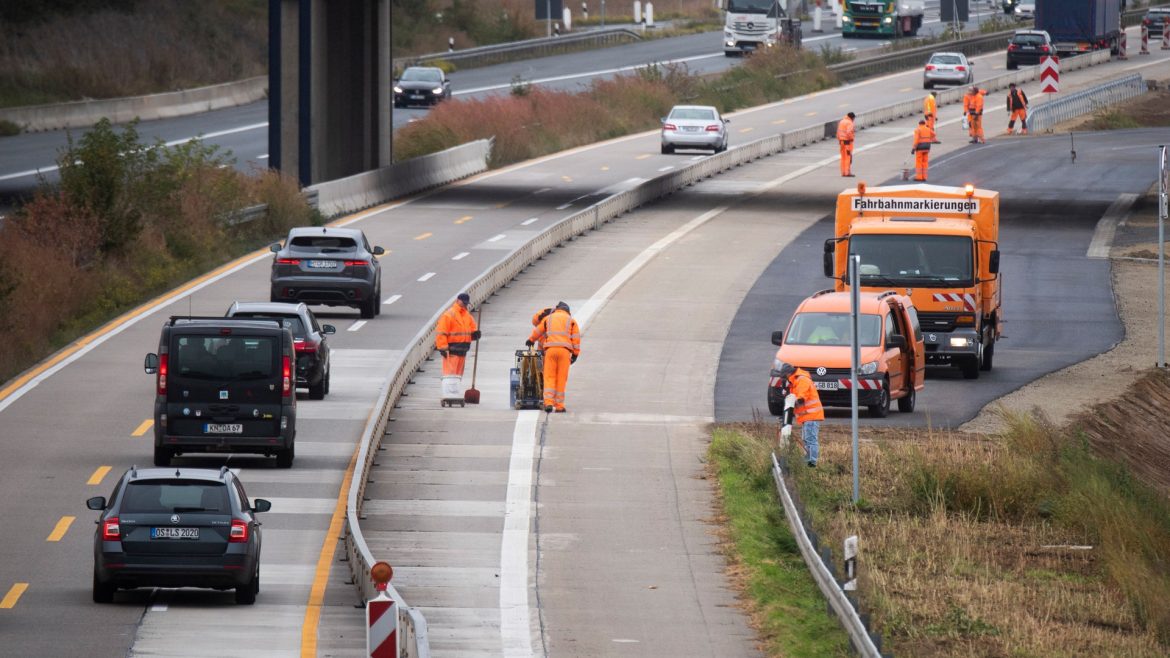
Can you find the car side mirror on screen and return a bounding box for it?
[771,331,784,346]
[660,117,666,123]
[888,334,907,350]
[87,496,106,511]
[322,324,337,335]
[989,249,1001,274]
[373,246,385,256]
[145,353,159,375]
[252,499,272,513]
[724,118,730,124]
[269,243,281,253]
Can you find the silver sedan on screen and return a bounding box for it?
[923,52,974,89]
[660,105,729,154]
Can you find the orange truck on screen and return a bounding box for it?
[768,289,926,417]
[823,183,1002,379]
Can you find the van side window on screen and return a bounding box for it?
[906,306,924,342]
[884,311,897,344]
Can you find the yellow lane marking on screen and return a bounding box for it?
[301,418,363,656]
[561,175,572,182]
[804,111,818,116]
[899,87,912,92]
[454,215,472,225]
[600,165,609,171]
[739,127,754,133]
[0,583,28,609]
[47,516,75,542]
[131,419,153,437]
[494,201,510,209]
[87,466,112,486]
[413,232,432,241]
[771,118,787,125]
[635,154,652,160]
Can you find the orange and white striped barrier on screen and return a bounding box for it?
[1141,25,1151,54]
[1119,28,1128,59]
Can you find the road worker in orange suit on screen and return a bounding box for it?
[837,112,856,177]
[911,119,934,182]
[526,301,580,413]
[530,306,553,349]
[963,85,987,144]
[923,91,940,143]
[777,363,824,467]
[1006,82,1029,135]
[435,293,480,402]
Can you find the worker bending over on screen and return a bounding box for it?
[435,293,480,403]
[526,301,581,413]
[778,363,824,468]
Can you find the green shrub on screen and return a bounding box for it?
[0,119,20,136]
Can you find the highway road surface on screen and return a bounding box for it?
[0,25,1165,658]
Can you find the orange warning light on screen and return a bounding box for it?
[371,561,394,591]
[857,182,866,196]
[964,183,975,198]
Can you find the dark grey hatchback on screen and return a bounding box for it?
[89,466,271,605]
[270,227,385,318]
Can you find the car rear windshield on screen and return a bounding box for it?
[122,481,230,513]
[670,108,717,121]
[1012,34,1046,45]
[231,313,306,338]
[929,55,963,65]
[171,336,277,380]
[289,236,358,250]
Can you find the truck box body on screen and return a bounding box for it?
[1035,0,1121,54]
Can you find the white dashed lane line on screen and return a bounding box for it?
[521,218,539,226]
[348,320,367,332]
[452,252,470,260]
[382,293,402,305]
[657,166,674,172]
[418,272,436,282]
[488,234,506,242]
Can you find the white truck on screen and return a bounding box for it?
[722,0,802,56]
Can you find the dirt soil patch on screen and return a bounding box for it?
[1060,86,1170,131]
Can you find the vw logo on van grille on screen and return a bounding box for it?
[816,367,827,376]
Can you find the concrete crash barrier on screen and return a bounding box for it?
[339,46,1127,658]
[1029,72,1147,133]
[0,76,267,133]
[306,139,493,218]
[392,27,642,72]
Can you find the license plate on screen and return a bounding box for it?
[410,94,424,99]
[205,423,243,434]
[308,259,334,269]
[684,126,700,132]
[151,527,199,540]
[815,381,839,391]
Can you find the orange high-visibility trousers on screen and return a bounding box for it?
[914,149,929,181]
[442,353,467,376]
[969,113,984,142]
[1009,109,1027,133]
[839,141,853,175]
[542,347,572,410]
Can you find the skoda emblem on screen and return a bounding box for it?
[170,514,181,524]
[816,367,827,376]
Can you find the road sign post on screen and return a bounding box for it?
[1159,145,1168,367]
[848,254,860,505]
[1039,56,1059,93]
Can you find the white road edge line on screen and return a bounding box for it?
[521,218,539,226]
[418,272,436,282]
[452,252,470,260]
[383,293,403,305]
[488,234,506,242]
[1088,193,1139,259]
[501,410,539,657]
[348,320,367,332]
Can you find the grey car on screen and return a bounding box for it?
[393,66,451,107]
[923,52,974,89]
[89,466,271,605]
[1013,2,1034,21]
[270,226,385,319]
[660,105,729,154]
[225,301,336,400]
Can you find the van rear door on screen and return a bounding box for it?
[166,332,283,438]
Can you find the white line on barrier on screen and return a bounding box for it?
[452,252,470,260]
[418,272,436,282]
[521,218,539,226]
[383,293,402,305]
[488,234,506,242]
[501,410,539,657]
[348,320,367,332]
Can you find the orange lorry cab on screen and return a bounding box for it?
[824,183,1002,379]
[767,289,926,418]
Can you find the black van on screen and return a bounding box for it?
[145,317,297,468]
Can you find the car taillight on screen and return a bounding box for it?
[925,64,935,71]
[230,520,248,543]
[282,355,292,397]
[102,517,120,541]
[344,260,369,267]
[1008,44,1018,51]
[663,123,677,131]
[296,340,317,354]
[1040,45,1049,52]
[277,258,300,265]
[157,353,168,395]
[705,124,721,132]
[956,65,966,71]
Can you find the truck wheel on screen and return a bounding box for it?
[980,340,995,371]
[868,380,891,418]
[897,388,916,413]
[961,357,981,380]
[767,387,784,416]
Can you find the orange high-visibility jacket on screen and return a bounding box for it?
[964,90,986,115]
[913,124,933,150]
[837,115,855,143]
[924,94,936,117]
[787,368,825,422]
[528,309,580,356]
[436,303,477,354]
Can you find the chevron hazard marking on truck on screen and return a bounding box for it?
[932,293,976,311]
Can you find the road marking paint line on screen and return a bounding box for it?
[257,154,269,160]
[635,154,652,160]
[899,87,912,92]
[739,127,754,133]
[418,272,436,282]
[521,218,539,226]
[348,320,367,332]
[500,411,539,656]
[0,583,28,609]
[555,202,573,210]
[151,602,169,612]
[87,466,112,485]
[414,232,432,240]
[772,118,787,124]
[1088,193,1139,259]
[561,175,572,182]
[600,165,609,171]
[131,419,153,437]
[455,215,472,224]
[46,516,75,542]
[690,156,704,161]
[657,166,674,172]
[382,294,402,305]
[488,234,506,242]
[805,111,818,116]
[452,252,470,260]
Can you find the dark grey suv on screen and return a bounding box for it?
[270,227,385,318]
[1006,29,1053,69]
[89,466,271,605]
[225,301,336,400]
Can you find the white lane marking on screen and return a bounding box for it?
[488,234,506,242]
[418,272,436,282]
[534,187,551,194]
[690,156,704,161]
[383,293,402,305]
[501,410,539,657]
[257,154,269,160]
[657,166,674,172]
[150,602,168,612]
[555,202,573,210]
[521,218,539,226]
[348,320,367,332]
[1088,193,1138,259]
[452,252,470,260]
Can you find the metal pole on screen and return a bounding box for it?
[1160,145,1168,367]
[849,254,860,504]
[547,0,552,37]
[601,0,606,26]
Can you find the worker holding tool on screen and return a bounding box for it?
[911,119,934,182]
[777,363,824,467]
[435,293,480,404]
[837,112,856,177]
[963,85,987,144]
[526,301,580,413]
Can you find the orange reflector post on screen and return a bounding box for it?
[371,561,394,591]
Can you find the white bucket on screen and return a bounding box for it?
[441,376,462,399]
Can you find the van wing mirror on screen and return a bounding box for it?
[86,496,106,511]
[144,353,159,375]
[771,331,784,346]
[988,249,1001,274]
[888,334,907,350]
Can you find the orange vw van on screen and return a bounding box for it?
[767,289,925,417]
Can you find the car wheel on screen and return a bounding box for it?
[374,284,382,316]
[867,379,891,418]
[923,81,933,90]
[661,144,674,155]
[767,386,784,416]
[1007,61,1018,70]
[235,564,258,605]
[980,338,995,371]
[275,441,295,468]
[93,567,115,603]
[323,368,331,395]
[309,372,326,400]
[360,296,377,319]
[153,444,172,467]
[897,387,916,413]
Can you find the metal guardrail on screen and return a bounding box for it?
[392,27,643,72]
[1029,72,1148,132]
